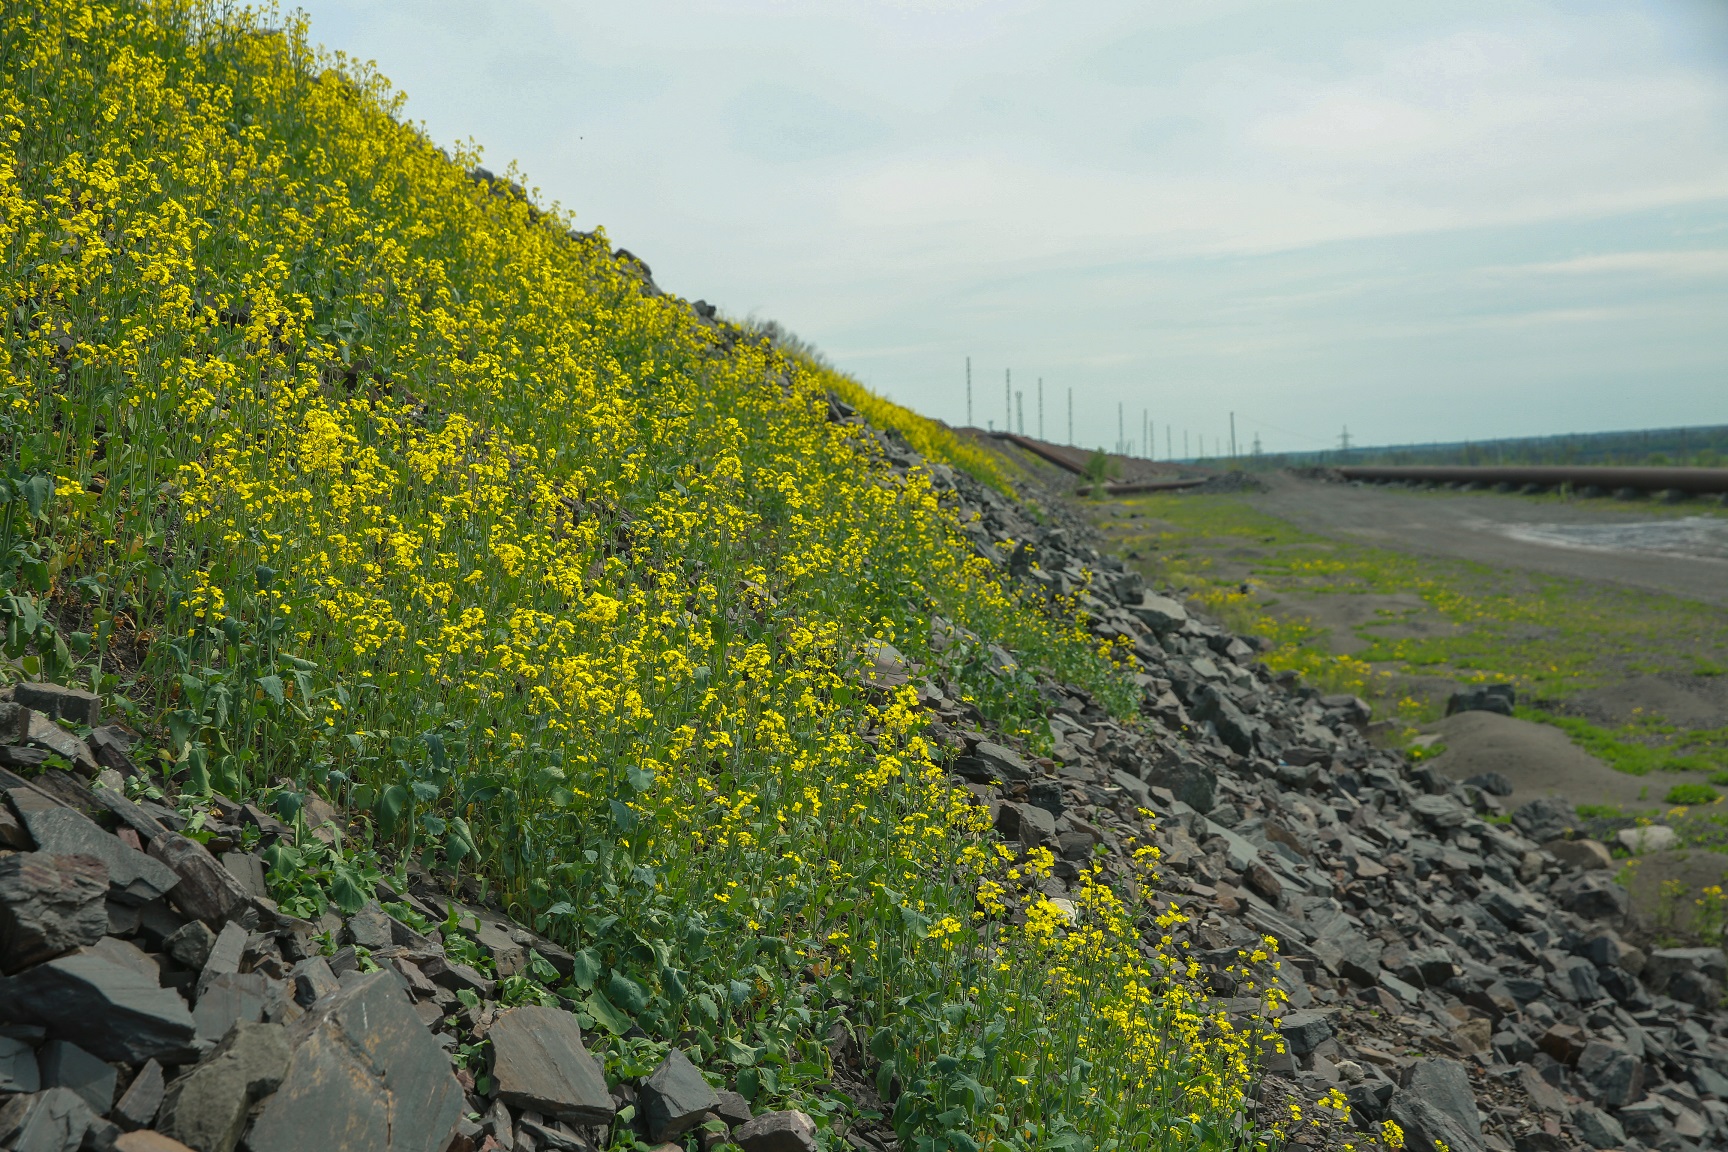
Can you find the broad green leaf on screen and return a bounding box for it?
[605,971,649,1014]
[582,988,633,1036]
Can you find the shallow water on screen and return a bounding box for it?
[1490,516,1728,562]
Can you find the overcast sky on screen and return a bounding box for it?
[295,0,1728,456]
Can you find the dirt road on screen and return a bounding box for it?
[1251,475,1728,608]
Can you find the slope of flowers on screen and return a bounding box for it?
[1,3,1276,1147]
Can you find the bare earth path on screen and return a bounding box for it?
[1250,474,1728,609]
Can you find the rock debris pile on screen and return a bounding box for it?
[870,414,1728,1152]
[2,404,1725,1152]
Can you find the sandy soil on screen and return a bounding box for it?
[1426,711,1709,810]
[1250,475,1728,609]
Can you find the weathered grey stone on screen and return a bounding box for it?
[640,1048,721,1141]
[1616,824,1678,853]
[416,950,493,998]
[0,1086,93,1152]
[1276,1009,1332,1055]
[195,923,245,1001]
[993,802,1056,849]
[159,1021,290,1152]
[87,726,139,777]
[1463,771,1513,796]
[1446,684,1514,717]
[1144,758,1216,814]
[1190,686,1265,756]
[0,701,30,743]
[24,713,96,776]
[1576,1039,1642,1108]
[954,741,1034,785]
[1242,862,1283,905]
[1571,1104,1625,1150]
[732,1109,818,1152]
[13,684,101,728]
[38,1039,114,1114]
[1127,594,1188,633]
[289,956,339,1007]
[217,852,267,901]
[112,1059,165,1131]
[192,972,268,1042]
[0,1033,40,1093]
[113,1132,197,1152]
[148,835,248,926]
[0,851,109,972]
[343,901,392,951]
[714,1090,753,1127]
[247,971,465,1152]
[1556,873,1629,922]
[0,950,197,1062]
[1409,794,1469,829]
[1511,797,1575,844]
[163,921,216,971]
[1387,1058,1484,1152]
[489,1005,615,1126]
[15,806,177,905]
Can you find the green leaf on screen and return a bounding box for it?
[625,765,655,793]
[423,731,448,772]
[257,674,285,706]
[737,1066,760,1100]
[724,1036,758,1066]
[605,971,649,1014]
[23,474,50,520]
[567,948,601,990]
[374,784,408,837]
[582,988,633,1035]
[329,861,373,915]
[608,799,636,834]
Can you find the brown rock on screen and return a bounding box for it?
[1537,1023,1586,1065]
[1243,862,1283,905]
[733,1110,818,1152]
[1543,838,1612,871]
[147,835,249,925]
[116,1133,198,1152]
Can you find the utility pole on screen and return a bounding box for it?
[1005,369,1011,434]
[965,356,972,427]
[1016,390,1024,435]
[1037,378,1044,439]
[1230,412,1237,461]
[1339,425,1352,455]
[1067,387,1073,444]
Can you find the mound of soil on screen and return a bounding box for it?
[1619,849,1728,945]
[1428,711,1707,811]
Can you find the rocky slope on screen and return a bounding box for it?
[1,404,1725,1152]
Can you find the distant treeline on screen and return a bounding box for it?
[1263,424,1728,470]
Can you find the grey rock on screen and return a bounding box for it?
[0,1033,40,1093]
[248,971,465,1152]
[0,701,29,743]
[1576,1039,1643,1108]
[147,835,249,926]
[1615,1098,1668,1139]
[289,956,339,1007]
[1556,873,1629,922]
[1512,797,1576,844]
[1571,1104,1625,1149]
[159,1021,290,1152]
[0,851,109,972]
[1544,838,1612,871]
[1463,771,1514,797]
[488,1005,615,1125]
[0,950,198,1062]
[1388,1058,1484,1152]
[994,802,1056,849]
[1409,794,1470,829]
[1127,594,1189,633]
[714,1089,753,1127]
[24,713,96,775]
[1144,758,1216,814]
[38,1039,114,1114]
[195,923,245,1001]
[164,921,217,971]
[640,1048,720,1140]
[112,1059,165,1130]
[0,1086,93,1152]
[192,971,268,1042]
[343,901,392,951]
[954,741,1034,785]
[86,726,139,777]
[732,1109,819,1152]
[1446,684,1515,717]
[1277,1009,1332,1055]
[15,806,178,904]
[13,684,101,728]
[1190,686,1265,756]
[217,852,267,900]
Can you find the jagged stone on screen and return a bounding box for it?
[148,834,249,926]
[14,805,178,904]
[0,1086,93,1152]
[13,684,101,728]
[732,1110,818,1152]
[0,1033,40,1093]
[993,802,1056,849]
[163,921,216,971]
[1276,1010,1331,1055]
[1571,1104,1625,1149]
[0,949,198,1062]
[488,1005,615,1126]
[1387,1058,1484,1152]
[640,1048,721,1140]
[1543,838,1612,870]
[159,1021,290,1152]
[24,713,96,775]
[247,972,465,1152]
[38,1039,115,1114]
[0,851,109,972]
[112,1059,166,1131]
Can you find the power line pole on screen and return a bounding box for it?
[1037,378,1044,439]
[965,356,972,426]
[1339,425,1352,455]
[1004,369,1011,433]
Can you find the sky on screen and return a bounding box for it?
[293,0,1728,457]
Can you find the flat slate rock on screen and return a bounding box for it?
[39,1039,116,1114]
[148,834,249,926]
[0,950,198,1063]
[247,971,464,1152]
[733,1109,819,1152]
[159,1021,290,1152]
[0,851,110,972]
[0,1085,94,1152]
[489,1005,616,1126]
[640,1048,720,1140]
[17,806,178,904]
